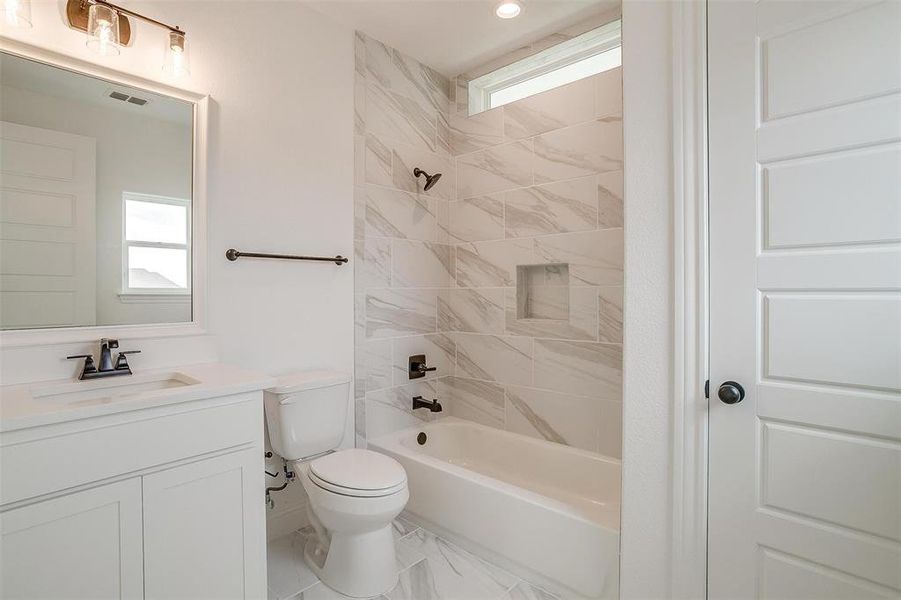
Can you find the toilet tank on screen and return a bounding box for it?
[264,370,351,460]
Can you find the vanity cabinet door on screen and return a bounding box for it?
[142,449,266,600]
[0,478,144,599]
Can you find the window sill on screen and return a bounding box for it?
[118,293,192,304]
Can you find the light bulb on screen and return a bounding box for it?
[3,0,32,28]
[87,4,120,56]
[495,1,521,19]
[163,30,190,78]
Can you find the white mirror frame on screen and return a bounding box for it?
[0,37,209,347]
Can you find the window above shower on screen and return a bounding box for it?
[467,18,622,115]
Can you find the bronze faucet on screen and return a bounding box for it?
[67,338,141,380]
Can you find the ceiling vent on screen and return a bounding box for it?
[107,89,150,107]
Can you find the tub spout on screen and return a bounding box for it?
[412,396,442,413]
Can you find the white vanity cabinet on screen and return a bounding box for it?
[1,478,145,599]
[143,449,263,600]
[0,381,270,600]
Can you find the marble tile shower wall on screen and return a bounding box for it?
[353,30,623,459]
[353,32,456,444]
[444,67,624,458]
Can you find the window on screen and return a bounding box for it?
[122,192,190,297]
[468,19,622,115]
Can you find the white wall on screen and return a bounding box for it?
[0,1,355,537]
[0,84,193,326]
[620,1,676,598]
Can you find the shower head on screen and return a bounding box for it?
[413,167,442,192]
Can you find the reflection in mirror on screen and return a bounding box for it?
[0,52,194,330]
[468,19,621,116]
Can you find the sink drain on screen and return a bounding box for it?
[417,432,427,445]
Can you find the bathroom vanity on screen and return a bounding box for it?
[0,363,275,599]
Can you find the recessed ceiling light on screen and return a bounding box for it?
[495,1,522,19]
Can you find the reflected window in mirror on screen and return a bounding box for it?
[122,192,191,298]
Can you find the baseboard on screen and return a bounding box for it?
[266,502,310,540]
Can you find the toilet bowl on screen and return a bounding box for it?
[293,449,408,598]
[263,370,408,598]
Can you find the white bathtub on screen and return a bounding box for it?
[369,417,621,599]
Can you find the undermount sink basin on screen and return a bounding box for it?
[30,372,201,406]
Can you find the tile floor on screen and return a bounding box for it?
[267,516,562,600]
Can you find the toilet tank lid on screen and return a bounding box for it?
[267,370,351,396]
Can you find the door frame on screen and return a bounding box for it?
[620,0,710,597]
[669,1,709,598]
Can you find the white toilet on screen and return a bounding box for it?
[264,370,409,598]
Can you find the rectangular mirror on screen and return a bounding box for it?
[0,51,195,330]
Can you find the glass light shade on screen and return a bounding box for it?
[3,0,32,28]
[162,31,190,78]
[87,3,120,56]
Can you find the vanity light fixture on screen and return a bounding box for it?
[495,0,522,19]
[3,0,32,28]
[87,3,120,56]
[162,30,190,77]
[66,0,190,77]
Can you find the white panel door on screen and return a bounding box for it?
[0,478,144,599]
[0,120,96,328]
[708,1,901,598]
[142,449,267,600]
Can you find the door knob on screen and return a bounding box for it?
[717,381,745,404]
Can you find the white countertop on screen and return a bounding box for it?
[0,362,277,433]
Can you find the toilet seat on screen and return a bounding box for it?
[308,449,406,498]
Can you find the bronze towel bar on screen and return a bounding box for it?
[225,248,348,265]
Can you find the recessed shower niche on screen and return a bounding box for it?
[516,264,570,320]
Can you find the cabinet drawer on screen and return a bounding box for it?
[1,393,262,506]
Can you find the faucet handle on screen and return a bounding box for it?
[67,354,97,373]
[408,354,437,379]
[115,350,141,370]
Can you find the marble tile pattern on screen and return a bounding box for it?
[391,240,454,288]
[390,333,455,386]
[457,140,534,198]
[448,195,505,243]
[596,170,624,229]
[442,66,624,459]
[443,376,506,428]
[455,238,534,288]
[532,339,622,399]
[447,108,506,156]
[505,385,600,453]
[366,82,437,152]
[532,117,623,184]
[268,518,563,600]
[504,176,598,238]
[454,333,533,386]
[354,30,624,457]
[354,32,459,441]
[439,288,505,334]
[503,77,596,140]
[533,229,624,287]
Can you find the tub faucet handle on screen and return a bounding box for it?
[409,354,437,379]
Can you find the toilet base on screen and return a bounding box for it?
[303,523,399,598]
